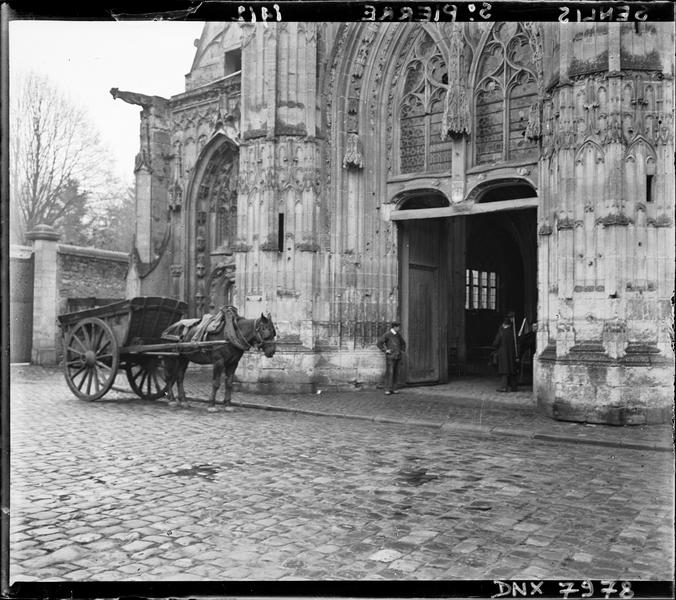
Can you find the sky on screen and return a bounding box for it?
[9,20,206,184]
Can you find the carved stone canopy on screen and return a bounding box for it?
[442,24,471,139]
[343,133,364,169]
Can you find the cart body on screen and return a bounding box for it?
[58,296,188,401]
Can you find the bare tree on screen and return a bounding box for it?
[84,185,136,252]
[10,72,113,244]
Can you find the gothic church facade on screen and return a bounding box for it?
[116,22,674,425]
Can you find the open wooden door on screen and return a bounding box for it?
[400,219,443,384]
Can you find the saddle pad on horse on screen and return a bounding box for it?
[161,318,201,342]
[161,306,247,347]
[189,309,227,343]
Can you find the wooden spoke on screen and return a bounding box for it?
[72,334,88,353]
[97,339,112,357]
[74,368,88,390]
[151,371,161,394]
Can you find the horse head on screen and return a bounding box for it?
[255,312,277,358]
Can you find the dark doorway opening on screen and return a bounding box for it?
[397,188,537,389]
[463,209,537,383]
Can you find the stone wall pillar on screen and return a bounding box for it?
[111,89,171,294]
[137,101,171,265]
[135,163,153,263]
[234,23,323,390]
[26,225,61,365]
[535,23,674,425]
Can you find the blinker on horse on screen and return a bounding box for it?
[161,309,277,411]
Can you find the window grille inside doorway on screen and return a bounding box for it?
[465,269,498,310]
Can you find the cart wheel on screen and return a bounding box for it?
[63,317,119,401]
[125,357,169,400]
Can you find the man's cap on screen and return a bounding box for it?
[391,321,401,327]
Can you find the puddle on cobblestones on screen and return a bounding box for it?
[465,501,492,511]
[158,463,220,481]
[396,468,439,487]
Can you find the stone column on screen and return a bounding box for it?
[236,23,322,391]
[26,225,61,365]
[535,23,674,425]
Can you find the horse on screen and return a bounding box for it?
[162,312,277,411]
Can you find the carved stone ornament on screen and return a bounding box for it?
[299,22,317,43]
[525,100,542,140]
[240,23,256,48]
[214,111,241,145]
[196,256,206,278]
[442,24,472,139]
[134,150,151,173]
[522,22,544,140]
[110,88,168,110]
[168,182,183,211]
[196,227,207,251]
[343,133,364,169]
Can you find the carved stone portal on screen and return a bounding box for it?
[190,141,239,315]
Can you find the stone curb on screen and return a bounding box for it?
[232,401,673,453]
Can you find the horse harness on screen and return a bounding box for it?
[161,307,273,354]
[229,315,272,351]
[202,308,273,353]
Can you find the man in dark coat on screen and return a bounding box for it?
[492,313,518,392]
[377,322,406,395]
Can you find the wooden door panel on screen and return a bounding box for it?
[407,265,438,383]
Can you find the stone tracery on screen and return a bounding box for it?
[398,31,452,174]
[474,22,539,164]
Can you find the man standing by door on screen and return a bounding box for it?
[377,321,406,395]
[492,312,518,392]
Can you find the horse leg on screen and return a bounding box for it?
[208,355,224,412]
[176,357,190,406]
[163,357,179,406]
[222,363,237,412]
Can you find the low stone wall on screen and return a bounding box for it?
[25,225,130,365]
[57,245,128,315]
[234,347,387,394]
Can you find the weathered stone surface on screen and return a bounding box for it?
[114,22,676,425]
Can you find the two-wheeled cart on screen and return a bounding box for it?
[57,296,210,401]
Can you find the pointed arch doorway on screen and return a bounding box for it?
[184,133,239,317]
[396,182,538,386]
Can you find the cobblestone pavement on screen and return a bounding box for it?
[9,365,674,582]
[181,369,673,452]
